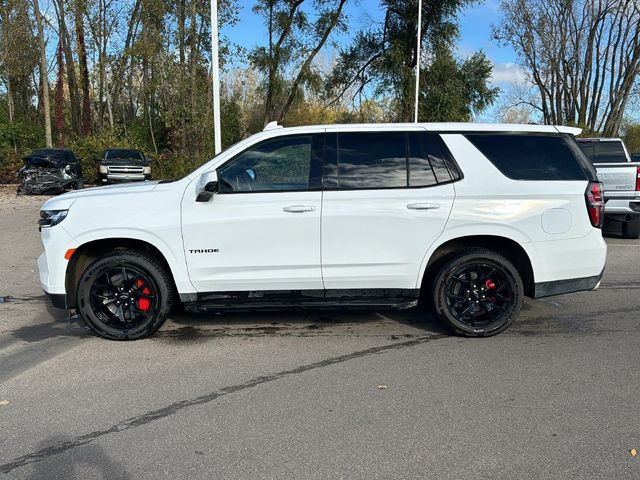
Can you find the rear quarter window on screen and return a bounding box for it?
[465,133,592,181]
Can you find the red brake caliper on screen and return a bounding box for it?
[136,279,152,311]
[485,279,496,290]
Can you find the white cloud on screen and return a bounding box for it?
[490,63,528,85]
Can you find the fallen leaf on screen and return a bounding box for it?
[376,385,387,390]
[631,448,637,457]
[0,400,9,406]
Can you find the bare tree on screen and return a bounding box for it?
[495,0,640,136]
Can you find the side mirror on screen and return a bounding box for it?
[94,156,102,162]
[196,171,218,202]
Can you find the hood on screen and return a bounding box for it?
[42,181,160,211]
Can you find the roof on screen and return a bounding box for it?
[261,121,582,135]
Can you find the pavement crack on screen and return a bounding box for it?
[0,333,445,475]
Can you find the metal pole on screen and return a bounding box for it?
[413,0,422,123]
[211,0,222,154]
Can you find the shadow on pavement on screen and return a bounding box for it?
[20,435,130,480]
[157,305,449,342]
[7,304,89,343]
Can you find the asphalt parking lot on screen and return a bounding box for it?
[1,186,639,479]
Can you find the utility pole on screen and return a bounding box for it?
[413,0,422,123]
[210,0,222,154]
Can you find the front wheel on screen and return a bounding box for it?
[432,249,524,337]
[76,250,174,340]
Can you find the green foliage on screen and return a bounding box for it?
[622,124,640,154]
[419,49,499,122]
[326,0,479,121]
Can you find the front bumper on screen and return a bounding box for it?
[100,173,151,183]
[44,291,67,309]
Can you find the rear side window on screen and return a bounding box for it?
[408,133,460,186]
[465,134,590,181]
[337,132,406,189]
[576,141,628,164]
[330,131,461,190]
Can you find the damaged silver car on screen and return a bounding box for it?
[17,149,84,195]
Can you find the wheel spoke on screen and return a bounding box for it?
[479,267,496,283]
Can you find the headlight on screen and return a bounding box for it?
[143,166,151,175]
[38,209,68,228]
[99,165,108,174]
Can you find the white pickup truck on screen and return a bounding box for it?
[576,138,640,238]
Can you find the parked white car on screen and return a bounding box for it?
[37,122,607,340]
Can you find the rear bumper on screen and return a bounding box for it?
[604,197,640,216]
[533,269,604,298]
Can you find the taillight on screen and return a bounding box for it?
[585,181,605,228]
[636,167,640,192]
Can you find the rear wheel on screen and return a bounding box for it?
[76,250,174,340]
[622,217,640,239]
[432,249,523,337]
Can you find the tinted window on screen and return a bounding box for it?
[32,149,75,162]
[337,133,406,189]
[106,149,144,160]
[408,133,437,187]
[576,140,628,164]
[465,134,589,181]
[218,135,312,193]
[408,133,460,186]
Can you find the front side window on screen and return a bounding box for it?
[218,135,313,193]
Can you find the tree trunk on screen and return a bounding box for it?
[33,0,52,147]
[54,42,66,147]
[75,0,92,136]
[53,0,81,136]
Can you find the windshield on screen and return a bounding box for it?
[31,149,74,162]
[105,149,144,160]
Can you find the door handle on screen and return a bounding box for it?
[407,203,440,210]
[283,205,316,213]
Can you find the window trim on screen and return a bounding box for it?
[216,133,324,194]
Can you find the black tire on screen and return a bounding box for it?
[431,248,523,337]
[622,218,640,239]
[76,250,174,340]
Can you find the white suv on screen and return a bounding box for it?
[37,123,607,340]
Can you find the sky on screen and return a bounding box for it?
[220,0,524,121]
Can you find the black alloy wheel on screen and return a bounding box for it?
[432,249,523,337]
[76,251,174,340]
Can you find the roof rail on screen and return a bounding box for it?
[263,121,283,131]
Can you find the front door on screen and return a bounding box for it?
[182,133,325,293]
[321,130,456,290]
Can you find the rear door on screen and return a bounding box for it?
[320,129,456,290]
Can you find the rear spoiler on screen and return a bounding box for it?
[555,126,582,136]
